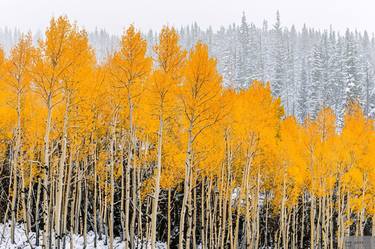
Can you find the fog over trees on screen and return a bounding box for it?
[1,12,375,123]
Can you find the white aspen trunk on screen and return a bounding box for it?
[243,155,252,249]
[137,167,142,249]
[286,208,292,249]
[220,164,228,249]
[207,179,213,249]
[178,125,193,249]
[310,194,315,249]
[120,139,125,241]
[43,96,53,248]
[185,173,193,249]
[265,192,269,248]
[10,146,18,245]
[151,115,163,248]
[84,178,88,249]
[62,152,73,249]
[48,174,54,248]
[192,181,197,249]
[56,93,70,249]
[301,193,306,248]
[35,179,42,246]
[125,101,133,249]
[145,197,150,244]
[337,184,344,249]
[330,194,334,249]
[322,195,328,249]
[292,206,296,249]
[93,144,98,248]
[11,92,22,243]
[212,182,218,248]
[130,147,138,249]
[360,186,366,236]
[167,189,171,249]
[75,162,82,235]
[255,169,261,249]
[109,118,116,249]
[27,163,34,235]
[98,183,103,242]
[233,200,240,249]
[21,166,30,234]
[228,183,234,247]
[346,192,351,237]
[281,175,287,249]
[103,180,108,246]
[201,178,206,249]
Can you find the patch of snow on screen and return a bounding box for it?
[0,223,166,249]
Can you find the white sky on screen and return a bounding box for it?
[0,0,374,34]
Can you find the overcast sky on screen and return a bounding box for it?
[1,0,374,34]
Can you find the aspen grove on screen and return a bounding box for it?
[0,16,374,249]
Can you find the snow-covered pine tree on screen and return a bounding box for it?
[238,12,251,88]
[343,29,362,104]
[309,42,324,118]
[270,11,285,98]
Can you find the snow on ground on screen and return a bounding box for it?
[0,223,166,249]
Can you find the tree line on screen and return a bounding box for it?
[90,12,375,124]
[0,16,374,249]
[1,12,375,123]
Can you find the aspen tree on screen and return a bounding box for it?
[149,26,186,248]
[341,102,375,240]
[178,42,223,249]
[31,16,90,247]
[231,81,283,248]
[109,24,151,248]
[1,34,35,243]
[54,22,94,249]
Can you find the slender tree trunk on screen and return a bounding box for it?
[255,169,260,249]
[10,147,18,245]
[84,178,88,249]
[42,96,53,248]
[151,115,163,248]
[35,179,42,246]
[192,181,197,249]
[11,92,22,244]
[265,192,269,248]
[167,189,171,249]
[201,178,206,249]
[137,167,143,248]
[178,125,193,249]
[109,118,116,249]
[301,193,305,249]
[103,180,108,246]
[186,172,194,249]
[74,162,82,235]
[20,168,30,236]
[130,151,137,249]
[125,102,133,249]
[93,145,98,248]
[310,195,315,249]
[207,179,213,249]
[62,152,73,249]
[212,180,218,248]
[56,93,70,249]
[233,191,241,249]
[120,140,125,241]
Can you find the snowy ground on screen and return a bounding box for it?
[0,223,166,249]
